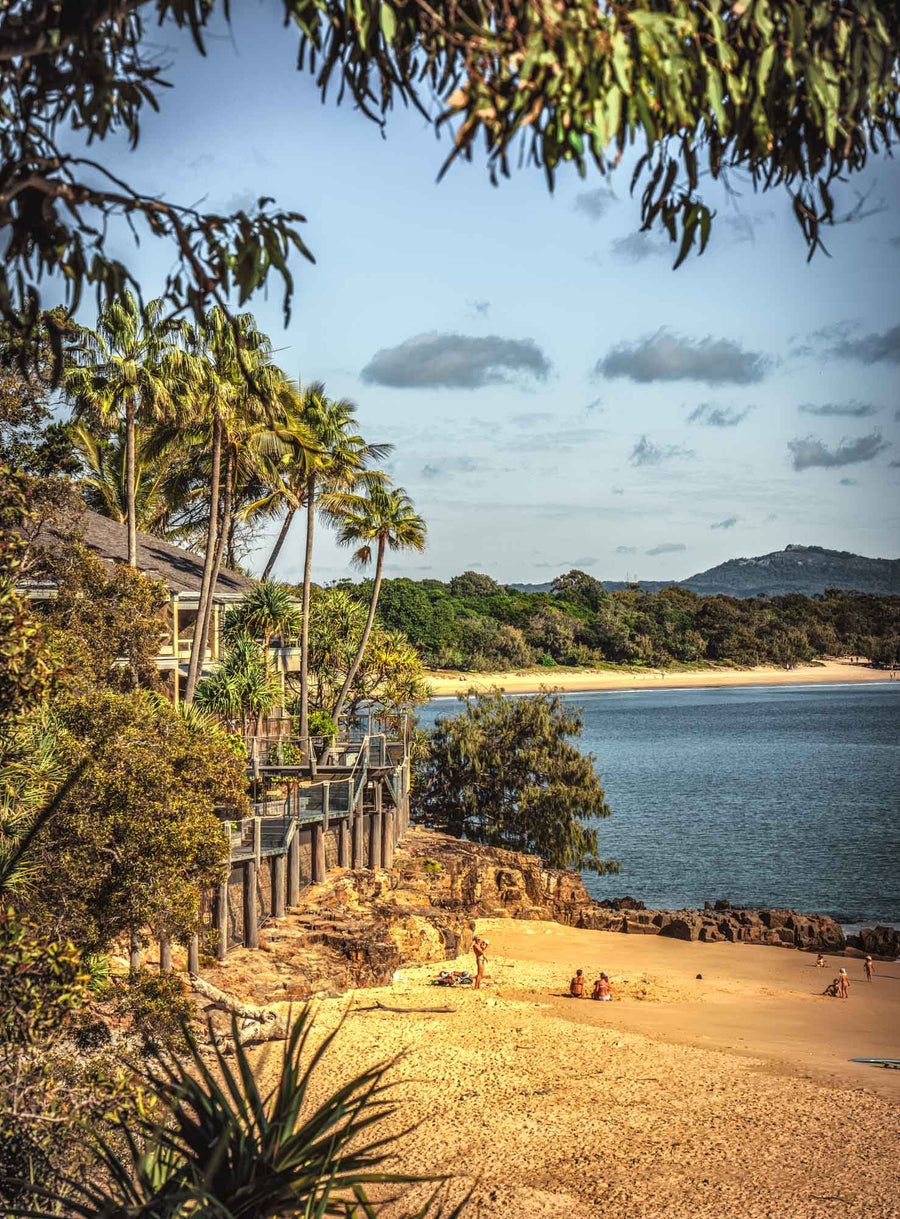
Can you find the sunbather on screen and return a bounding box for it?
[569,969,586,998]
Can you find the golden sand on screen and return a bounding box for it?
[424,659,890,699]
[252,919,900,1217]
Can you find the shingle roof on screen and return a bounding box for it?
[36,508,252,597]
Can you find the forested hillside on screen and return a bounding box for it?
[513,546,900,599]
[339,569,900,672]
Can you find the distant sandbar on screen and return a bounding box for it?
[424,658,891,698]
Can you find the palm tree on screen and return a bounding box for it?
[67,420,175,535]
[65,294,175,565]
[172,310,298,705]
[329,484,426,728]
[286,387,392,749]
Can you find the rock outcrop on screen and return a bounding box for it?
[571,902,847,950]
[199,827,881,1006]
[846,925,900,958]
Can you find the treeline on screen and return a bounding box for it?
[340,569,900,671]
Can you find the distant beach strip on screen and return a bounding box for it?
[424,659,893,698]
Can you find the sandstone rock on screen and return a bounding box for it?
[659,918,700,942]
[846,925,900,958]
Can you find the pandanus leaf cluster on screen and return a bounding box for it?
[5,1008,466,1219]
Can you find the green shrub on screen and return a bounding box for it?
[309,709,337,738]
[0,908,90,1045]
[120,969,192,1052]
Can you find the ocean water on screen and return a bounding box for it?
[416,682,900,925]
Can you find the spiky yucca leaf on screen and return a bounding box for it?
[4,1008,469,1218]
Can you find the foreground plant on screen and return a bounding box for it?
[6,1007,465,1218]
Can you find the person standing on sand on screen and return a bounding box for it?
[570,969,586,998]
[864,956,875,982]
[473,937,488,990]
[839,968,850,999]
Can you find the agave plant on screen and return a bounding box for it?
[4,1008,467,1218]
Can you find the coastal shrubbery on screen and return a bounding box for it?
[344,569,900,673]
[414,689,620,874]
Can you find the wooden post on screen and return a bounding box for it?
[243,860,259,950]
[273,853,286,918]
[311,822,326,884]
[215,880,228,962]
[382,804,394,870]
[352,794,364,870]
[338,818,351,868]
[187,933,200,975]
[159,936,172,972]
[323,781,330,830]
[287,831,300,906]
[252,816,261,865]
[369,784,383,871]
[129,932,141,972]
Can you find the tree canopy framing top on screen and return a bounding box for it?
[1,0,898,350]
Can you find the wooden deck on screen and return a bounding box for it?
[193,708,414,965]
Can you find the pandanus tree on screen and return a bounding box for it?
[64,294,175,565]
[329,484,426,729]
[224,580,302,672]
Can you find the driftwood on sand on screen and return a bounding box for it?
[352,1000,457,1015]
[189,973,289,1041]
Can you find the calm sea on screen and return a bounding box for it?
[416,683,900,926]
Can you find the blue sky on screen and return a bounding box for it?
[89,2,900,585]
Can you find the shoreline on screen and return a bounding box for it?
[424,657,892,697]
[254,917,900,1217]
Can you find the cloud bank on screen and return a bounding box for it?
[610,232,668,262]
[574,188,614,221]
[787,431,890,471]
[832,324,900,364]
[361,332,550,389]
[629,434,695,467]
[798,401,879,418]
[598,329,770,386]
[711,516,739,530]
[646,543,687,556]
[688,403,755,427]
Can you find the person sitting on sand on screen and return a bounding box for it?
[822,975,842,998]
[592,972,611,1001]
[815,954,827,968]
[569,969,586,998]
[473,937,488,990]
[864,956,875,982]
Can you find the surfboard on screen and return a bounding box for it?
[850,1058,900,1068]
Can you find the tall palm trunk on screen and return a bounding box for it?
[196,447,235,684]
[184,415,222,704]
[125,395,137,565]
[262,505,295,581]
[299,472,316,751]
[331,535,386,728]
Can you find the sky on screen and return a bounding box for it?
[77,2,900,586]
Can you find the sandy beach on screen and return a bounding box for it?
[253,918,900,1218]
[424,659,891,698]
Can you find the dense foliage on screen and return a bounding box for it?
[3,2,898,355]
[353,569,900,672]
[414,690,618,873]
